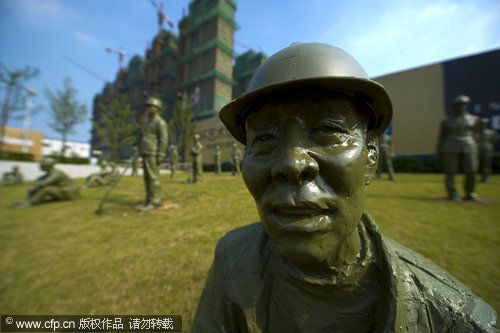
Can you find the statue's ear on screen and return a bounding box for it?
[365,132,378,185]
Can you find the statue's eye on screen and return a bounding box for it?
[311,121,350,145]
[253,133,278,144]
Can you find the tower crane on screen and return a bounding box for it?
[149,0,174,94]
[105,47,130,96]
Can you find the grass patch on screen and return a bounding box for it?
[1,172,499,331]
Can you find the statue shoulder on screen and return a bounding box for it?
[385,237,498,332]
[216,222,263,257]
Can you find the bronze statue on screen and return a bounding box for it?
[0,165,23,186]
[376,132,396,180]
[13,157,80,208]
[190,134,203,183]
[131,146,140,176]
[83,159,112,188]
[170,144,179,179]
[230,142,242,176]
[192,43,498,332]
[214,145,221,174]
[437,95,480,202]
[478,118,497,183]
[136,96,168,211]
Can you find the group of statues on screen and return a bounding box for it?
[374,96,496,201]
[0,41,497,331]
[11,157,80,208]
[438,95,497,202]
[213,143,242,176]
[191,42,497,332]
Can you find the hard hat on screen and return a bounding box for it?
[145,96,163,110]
[219,42,393,144]
[451,94,471,105]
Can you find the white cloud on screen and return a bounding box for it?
[416,2,459,22]
[14,0,79,28]
[74,30,101,47]
[316,0,500,76]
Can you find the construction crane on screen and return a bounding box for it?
[235,40,262,53]
[62,56,107,82]
[105,47,130,96]
[149,0,174,94]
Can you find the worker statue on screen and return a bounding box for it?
[131,146,141,176]
[478,118,497,183]
[170,144,179,179]
[190,133,203,183]
[214,145,222,174]
[83,159,112,188]
[0,165,23,186]
[137,96,168,211]
[376,132,396,180]
[230,142,242,176]
[192,43,497,332]
[13,157,80,208]
[437,95,480,202]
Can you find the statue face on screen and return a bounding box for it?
[147,105,159,116]
[242,93,375,271]
[452,103,469,116]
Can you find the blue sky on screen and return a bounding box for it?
[1,0,499,144]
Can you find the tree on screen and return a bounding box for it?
[0,62,40,153]
[92,94,140,159]
[44,77,88,156]
[168,95,196,162]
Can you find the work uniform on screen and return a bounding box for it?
[141,113,168,206]
[192,214,498,332]
[214,148,221,174]
[478,127,497,183]
[191,142,203,183]
[170,146,178,179]
[377,133,395,180]
[231,147,242,176]
[29,169,80,204]
[438,112,479,200]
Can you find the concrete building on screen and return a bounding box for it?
[0,126,43,161]
[42,138,90,158]
[374,48,500,156]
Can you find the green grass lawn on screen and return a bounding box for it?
[0,172,499,331]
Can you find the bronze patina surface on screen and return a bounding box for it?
[192,43,498,332]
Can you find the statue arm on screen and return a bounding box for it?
[29,171,61,192]
[156,121,168,163]
[437,121,447,157]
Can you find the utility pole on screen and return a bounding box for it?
[21,85,36,153]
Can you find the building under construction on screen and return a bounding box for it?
[90,0,267,160]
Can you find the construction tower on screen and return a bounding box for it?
[177,0,237,120]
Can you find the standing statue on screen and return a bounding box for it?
[192,43,497,332]
[13,157,80,208]
[83,159,112,188]
[230,142,242,176]
[137,96,168,211]
[170,144,179,179]
[478,118,497,183]
[0,165,23,186]
[214,145,222,175]
[437,95,480,202]
[131,146,140,176]
[190,134,203,183]
[376,132,396,180]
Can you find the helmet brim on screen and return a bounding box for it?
[220,76,393,145]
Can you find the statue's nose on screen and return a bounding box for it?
[271,145,319,184]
